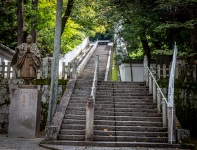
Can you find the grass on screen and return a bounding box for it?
[111,52,119,81]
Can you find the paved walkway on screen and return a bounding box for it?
[0,134,188,150]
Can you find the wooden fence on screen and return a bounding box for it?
[0,57,74,80]
[150,64,197,81]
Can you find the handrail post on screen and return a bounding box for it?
[162,98,167,127]
[168,105,176,144]
[157,88,161,113]
[85,55,99,142]
[149,73,152,94]
[85,96,94,141]
[153,81,156,103]
[143,55,148,82]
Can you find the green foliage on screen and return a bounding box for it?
[0,0,17,48]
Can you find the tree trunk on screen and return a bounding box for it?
[140,32,151,67]
[31,0,38,43]
[61,0,74,35]
[189,4,197,63]
[17,0,24,45]
[47,0,63,125]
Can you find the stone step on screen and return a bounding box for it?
[94,111,160,117]
[98,107,157,112]
[95,101,156,105]
[93,130,167,137]
[61,124,85,130]
[93,136,167,142]
[64,114,162,122]
[59,129,85,135]
[94,125,167,132]
[96,95,153,99]
[65,110,85,115]
[95,98,153,103]
[42,140,181,148]
[58,135,85,141]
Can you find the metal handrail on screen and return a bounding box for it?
[85,55,99,141]
[91,55,99,103]
[146,65,168,104]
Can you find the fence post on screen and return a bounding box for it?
[153,81,156,103]
[2,62,5,78]
[85,96,94,141]
[62,62,65,79]
[157,88,161,113]
[157,64,160,79]
[162,98,167,128]
[143,55,148,82]
[168,106,176,144]
[163,64,166,79]
[7,62,11,79]
[149,73,152,94]
[67,62,71,79]
[72,62,77,79]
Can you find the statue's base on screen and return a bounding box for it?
[8,86,41,138]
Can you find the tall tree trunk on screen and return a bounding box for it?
[189,4,197,63]
[17,0,24,45]
[140,32,151,67]
[61,0,74,35]
[47,0,63,125]
[31,0,38,43]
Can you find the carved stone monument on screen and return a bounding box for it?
[8,35,41,138]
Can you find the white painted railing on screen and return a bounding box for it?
[104,47,112,81]
[85,55,99,141]
[144,55,175,144]
[77,41,98,76]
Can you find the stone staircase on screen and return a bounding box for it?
[93,81,171,147]
[43,44,181,148]
[57,45,110,142]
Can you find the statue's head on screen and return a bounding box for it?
[26,34,33,43]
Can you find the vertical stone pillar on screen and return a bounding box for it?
[143,55,148,82]
[168,106,176,144]
[85,96,94,141]
[8,85,41,138]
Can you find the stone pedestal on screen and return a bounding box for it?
[8,86,41,138]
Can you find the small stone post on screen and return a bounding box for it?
[157,88,161,113]
[62,62,66,79]
[153,81,156,103]
[168,106,176,144]
[67,62,71,79]
[72,62,77,79]
[143,55,148,83]
[85,96,94,141]
[149,73,152,94]
[162,98,167,128]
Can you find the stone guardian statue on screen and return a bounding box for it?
[11,35,41,84]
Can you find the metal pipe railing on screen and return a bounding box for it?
[85,55,99,141]
[145,65,168,127]
[143,55,175,144]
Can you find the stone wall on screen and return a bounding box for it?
[0,79,63,132]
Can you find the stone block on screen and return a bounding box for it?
[8,87,41,138]
[45,126,58,140]
[177,129,190,143]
